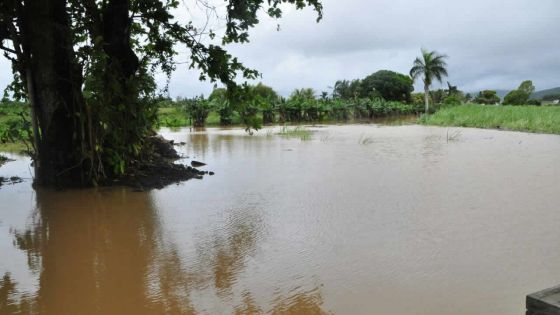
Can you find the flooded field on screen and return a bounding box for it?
[1,124,560,315]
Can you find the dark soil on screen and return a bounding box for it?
[1,137,207,190]
[110,162,205,190]
[103,136,206,190]
[0,155,7,167]
[191,160,206,167]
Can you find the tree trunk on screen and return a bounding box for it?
[21,0,91,186]
[424,84,430,114]
[100,0,142,174]
[102,0,139,88]
[80,0,142,178]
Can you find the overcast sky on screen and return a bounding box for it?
[1,0,559,98]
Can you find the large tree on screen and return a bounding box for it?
[0,0,322,186]
[503,80,535,105]
[518,80,536,95]
[0,0,90,185]
[410,49,448,114]
[360,70,413,102]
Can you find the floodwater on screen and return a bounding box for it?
[1,124,560,315]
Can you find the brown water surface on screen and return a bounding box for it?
[1,124,560,315]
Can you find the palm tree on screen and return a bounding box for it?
[410,49,448,114]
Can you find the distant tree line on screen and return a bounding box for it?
[503,81,541,105]
[472,81,542,106]
[159,83,422,128]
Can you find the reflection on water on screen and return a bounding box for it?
[0,273,34,314]
[201,207,262,296]
[7,189,196,314]
[2,124,560,315]
[0,188,329,315]
[232,287,330,315]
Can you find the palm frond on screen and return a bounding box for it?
[409,48,448,86]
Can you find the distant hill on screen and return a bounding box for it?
[531,87,560,99]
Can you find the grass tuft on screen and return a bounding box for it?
[278,126,312,141]
[358,134,374,145]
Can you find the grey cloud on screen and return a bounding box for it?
[180,0,560,96]
[2,0,559,98]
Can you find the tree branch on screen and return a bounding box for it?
[0,43,17,55]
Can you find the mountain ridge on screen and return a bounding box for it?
[531,87,560,99]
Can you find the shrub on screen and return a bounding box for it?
[216,100,234,125]
[209,88,234,125]
[430,89,447,104]
[503,89,530,105]
[182,97,212,127]
[411,93,425,105]
[443,95,462,105]
[474,90,500,105]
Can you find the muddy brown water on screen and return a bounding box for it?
[1,124,560,315]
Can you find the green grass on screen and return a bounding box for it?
[278,126,312,140]
[0,103,30,152]
[5,103,559,153]
[157,107,190,128]
[0,142,27,152]
[420,104,560,135]
[205,111,243,126]
[157,107,243,127]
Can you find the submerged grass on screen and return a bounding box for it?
[446,129,462,142]
[278,126,312,140]
[358,134,374,145]
[420,105,560,135]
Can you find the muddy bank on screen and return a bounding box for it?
[100,136,208,190]
[108,162,206,190]
[0,137,209,190]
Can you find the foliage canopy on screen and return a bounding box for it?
[333,70,413,102]
[361,70,413,102]
[0,0,323,186]
[474,90,500,105]
[503,80,536,105]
